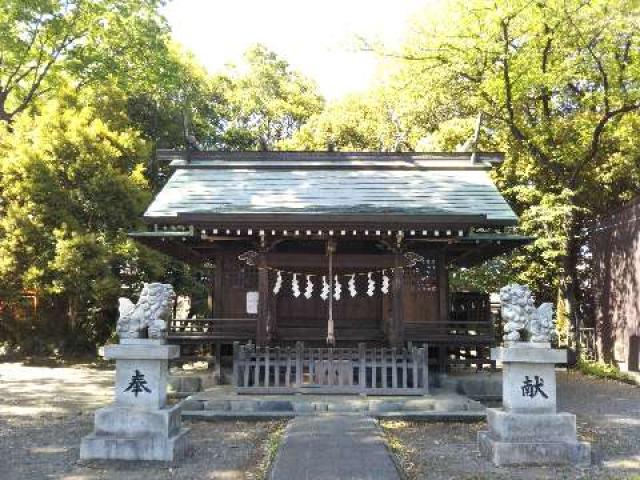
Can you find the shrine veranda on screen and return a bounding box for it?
[132,150,532,392]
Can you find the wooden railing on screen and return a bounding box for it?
[168,318,256,340]
[233,342,428,395]
[405,321,494,344]
[167,292,492,348]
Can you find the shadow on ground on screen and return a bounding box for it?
[0,362,281,480]
[383,370,640,480]
[2,363,639,480]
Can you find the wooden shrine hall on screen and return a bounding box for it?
[131,150,529,393]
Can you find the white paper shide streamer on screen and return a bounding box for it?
[381,270,390,294]
[292,273,301,298]
[304,275,314,299]
[333,275,342,301]
[272,270,391,300]
[320,275,330,300]
[367,272,375,297]
[348,274,357,297]
[273,270,282,294]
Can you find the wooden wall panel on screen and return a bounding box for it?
[402,257,439,323]
[592,198,640,368]
[213,250,444,345]
[217,255,259,319]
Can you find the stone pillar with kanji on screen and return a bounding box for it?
[81,283,189,461]
[478,284,590,466]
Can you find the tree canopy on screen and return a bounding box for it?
[0,91,157,349]
[223,44,324,151]
[282,0,640,347]
[0,0,171,123]
[0,2,324,352]
[1,0,639,355]
[393,0,640,343]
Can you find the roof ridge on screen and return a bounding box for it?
[155,150,505,171]
[157,149,504,159]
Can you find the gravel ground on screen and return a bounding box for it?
[382,370,640,480]
[2,362,639,480]
[0,361,283,480]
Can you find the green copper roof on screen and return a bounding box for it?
[145,151,518,226]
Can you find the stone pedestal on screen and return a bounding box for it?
[478,344,590,466]
[81,341,189,461]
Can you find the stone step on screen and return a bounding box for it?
[180,394,484,417]
[182,409,486,421]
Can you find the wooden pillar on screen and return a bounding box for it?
[207,259,215,317]
[207,290,213,318]
[232,341,240,387]
[437,251,449,372]
[389,234,405,347]
[261,237,277,343]
[266,269,277,343]
[256,251,269,346]
[326,240,336,345]
[438,251,449,322]
[214,341,222,384]
[358,343,366,390]
[212,256,224,317]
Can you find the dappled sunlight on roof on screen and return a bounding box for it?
[146,152,517,222]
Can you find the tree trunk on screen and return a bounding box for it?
[0,91,8,123]
[559,210,581,355]
[68,297,79,333]
[0,108,12,124]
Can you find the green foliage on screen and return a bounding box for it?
[395,0,640,307]
[449,255,519,294]
[286,0,640,340]
[5,0,639,356]
[0,0,326,354]
[125,42,325,163]
[0,0,170,123]
[283,91,398,151]
[416,117,477,152]
[576,359,636,385]
[0,2,325,353]
[133,42,232,149]
[283,86,445,152]
[0,93,159,348]
[224,45,324,151]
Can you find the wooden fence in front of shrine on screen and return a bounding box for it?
[232,342,429,395]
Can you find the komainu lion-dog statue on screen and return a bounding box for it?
[116,283,175,340]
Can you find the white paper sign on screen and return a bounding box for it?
[246,291,258,314]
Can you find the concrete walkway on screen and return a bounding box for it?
[269,415,401,480]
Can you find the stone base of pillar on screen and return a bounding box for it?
[81,341,189,461]
[478,408,590,466]
[81,404,188,461]
[478,345,591,466]
[81,402,190,462]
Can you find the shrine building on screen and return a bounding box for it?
[130,150,530,393]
